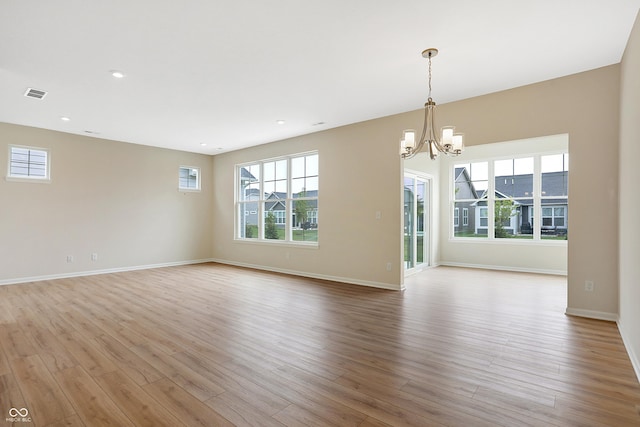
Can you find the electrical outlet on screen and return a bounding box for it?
[66,255,74,263]
[386,262,392,271]
[91,253,98,261]
[584,280,594,292]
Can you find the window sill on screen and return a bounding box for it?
[234,238,319,249]
[448,237,567,246]
[5,176,51,184]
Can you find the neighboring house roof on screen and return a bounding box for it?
[494,171,568,198]
[240,167,257,182]
[472,189,522,206]
[264,191,318,211]
[265,190,318,199]
[455,166,568,202]
[454,167,480,199]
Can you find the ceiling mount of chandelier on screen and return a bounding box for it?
[400,48,464,160]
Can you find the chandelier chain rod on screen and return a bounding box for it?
[427,55,432,100]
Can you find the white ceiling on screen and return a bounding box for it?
[1,1,638,155]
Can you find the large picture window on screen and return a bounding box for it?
[453,152,568,241]
[237,152,318,243]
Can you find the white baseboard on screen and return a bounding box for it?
[564,307,619,322]
[617,319,640,384]
[210,258,403,291]
[0,258,216,286]
[439,261,567,276]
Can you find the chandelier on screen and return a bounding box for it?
[400,48,464,160]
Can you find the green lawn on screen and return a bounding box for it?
[292,229,318,241]
[404,235,424,262]
[246,225,317,241]
[454,230,566,240]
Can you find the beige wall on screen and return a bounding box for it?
[211,116,407,289]
[619,12,640,379]
[0,123,213,283]
[211,65,621,315]
[433,65,620,319]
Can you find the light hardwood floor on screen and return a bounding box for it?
[1,264,639,426]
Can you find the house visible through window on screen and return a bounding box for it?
[179,166,200,191]
[7,145,50,181]
[237,152,318,243]
[453,151,568,241]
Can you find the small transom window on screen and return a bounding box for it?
[179,166,200,191]
[7,145,50,182]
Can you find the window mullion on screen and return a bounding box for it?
[286,158,292,241]
[259,162,265,240]
[488,160,495,239]
[533,155,541,240]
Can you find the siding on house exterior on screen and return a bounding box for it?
[454,167,568,237]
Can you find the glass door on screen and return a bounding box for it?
[404,174,429,271]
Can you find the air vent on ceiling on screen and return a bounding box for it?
[24,88,47,99]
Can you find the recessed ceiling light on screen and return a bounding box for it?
[276,120,285,125]
[200,143,207,147]
[110,70,125,79]
[60,116,71,122]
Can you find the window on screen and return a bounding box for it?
[179,166,200,191]
[7,145,50,182]
[540,153,568,239]
[479,207,488,227]
[454,161,487,237]
[453,207,459,227]
[237,152,318,243]
[453,151,568,241]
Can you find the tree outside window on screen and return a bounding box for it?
[236,152,318,244]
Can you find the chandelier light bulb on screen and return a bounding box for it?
[441,126,454,148]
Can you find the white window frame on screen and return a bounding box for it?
[6,145,51,183]
[236,151,318,246]
[179,166,201,191]
[452,150,568,242]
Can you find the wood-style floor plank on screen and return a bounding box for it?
[129,342,225,402]
[0,373,27,420]
[0,263,638,426]
[53,365,134,427]
[94,369,183,427]
[142,377,234,427]
[9,355,75,425]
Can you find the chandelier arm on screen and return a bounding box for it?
[414,105,431,154]
[426,99,443,159]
